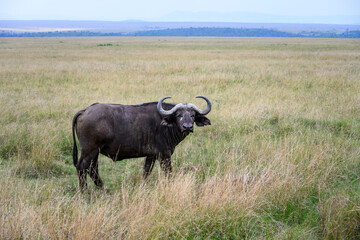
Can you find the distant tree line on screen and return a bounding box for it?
[132,27,300,37]
[1,27,360,38]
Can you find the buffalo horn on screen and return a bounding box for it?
[157,96,212,116]
[188,96,212,115]
[157,97,186,116]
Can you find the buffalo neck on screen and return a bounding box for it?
[161,125,188,151]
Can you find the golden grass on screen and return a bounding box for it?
[0,37,360,239]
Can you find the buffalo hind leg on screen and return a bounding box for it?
[76,149,99,191]
[77,168,87,191]
[143,156,156,180]
[89,156,104,188]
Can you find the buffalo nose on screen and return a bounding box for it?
[183,123,193,130]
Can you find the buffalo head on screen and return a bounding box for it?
[157,96,212,133]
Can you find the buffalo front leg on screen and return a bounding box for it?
[159,158,172,178]
[143,156,156,180]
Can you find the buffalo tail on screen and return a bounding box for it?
[72,110,84,166]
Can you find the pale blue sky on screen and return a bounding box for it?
[0,0,359,22]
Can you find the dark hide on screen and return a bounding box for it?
[72,101,211,190]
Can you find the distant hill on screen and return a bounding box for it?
[2,28,360,38]
[1,20,360,38]
[157,11,360,25]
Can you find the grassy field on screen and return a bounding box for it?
[0,37,360,239]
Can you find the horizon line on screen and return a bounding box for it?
[1,19,360,26]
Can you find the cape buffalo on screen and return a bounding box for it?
[72,96,211,190]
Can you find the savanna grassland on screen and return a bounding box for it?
[0,37,360,239]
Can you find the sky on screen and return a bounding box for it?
[0,0,359,23]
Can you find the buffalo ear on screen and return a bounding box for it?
[160,116,175,127]
[195,116,211,127]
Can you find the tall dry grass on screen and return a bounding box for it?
[0,37,360,239]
